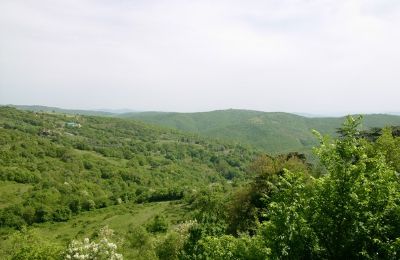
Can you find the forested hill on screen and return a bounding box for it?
[7,105,115,116]
[9,105,400,154]
[121,109,400,154]
[0,107,258,228]
[1,107,400,259]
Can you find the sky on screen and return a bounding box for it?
[0,0,399,114]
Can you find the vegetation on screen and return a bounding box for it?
[121,109,400,154]
[0,107,258,258]
[159,116,400,259]
[0,107,257,228]
[1,107,399,259]
[15,105,400,154]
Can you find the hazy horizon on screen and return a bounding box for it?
[1,0,400,114]
[3,103,400,118]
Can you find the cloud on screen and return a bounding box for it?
[0,0,399,113]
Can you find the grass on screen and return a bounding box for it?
[0,200,189,258]
[35,201,187,242]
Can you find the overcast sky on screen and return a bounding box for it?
[0,0,399,114]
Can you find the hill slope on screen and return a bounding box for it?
[121,109,400,154]
[0,107,258,229]
[6,105,115,116]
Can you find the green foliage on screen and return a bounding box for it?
[310,116,400,258]
[156,232,182,260]
[188,188,228,237]
[126,226,152,249]
[124,225,157,260]
[53,207,72,222]
[8,227,62,260]
[123,109,400,154]
[2,107,400,259]
[147,215,169,233]
[180,116,400,259]
[258,116,400,258]
[259,170,318,259]
[374,127,400,172]
[198,235,270,260]
[0,107,257,229]
[227,153,310,235]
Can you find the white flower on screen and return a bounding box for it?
[65,227,123,259]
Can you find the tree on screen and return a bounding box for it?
[375,127,400,172]
[309,116,400,258]
[254,116,400,258]
[227,153,310,235]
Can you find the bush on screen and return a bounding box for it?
[8,227,63,259]
[146,215,169,233]
[199,235,271,260]
[127,226,152,249]
[65,226,123,260]
[34,207,53,223]
[156,220,197,260]
[0,208,26,228]
[82,199,96,211]
[53,207,72,222]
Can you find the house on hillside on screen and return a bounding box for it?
[65,122,81,128]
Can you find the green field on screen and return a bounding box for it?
[0,199,188,259]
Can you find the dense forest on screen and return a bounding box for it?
[1,107,400,259]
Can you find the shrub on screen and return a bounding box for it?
[53,207,72,222]
[65,226,123,260]
[9,227,63,259]
[146,215,169,233]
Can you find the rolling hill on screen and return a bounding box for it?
[1,106,399,258]
[0,107,258,225]
[0,107,263,258]
[9,105,400,154]
[121,109,400,154]
[6,105,116,116]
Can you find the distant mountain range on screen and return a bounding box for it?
[7,105,400,154]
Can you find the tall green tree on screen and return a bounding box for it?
[311,116,400,258]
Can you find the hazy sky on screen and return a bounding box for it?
[1,0,399,113]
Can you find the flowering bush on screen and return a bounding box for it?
[155,220,197,259]
[174,219,197,238]
[65,226,123,260]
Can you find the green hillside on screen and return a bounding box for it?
[0,107,258,213]
[121,109,400,154]
[13,106,400,155]
[0,107,261,257]
[8,105,115,116]
[1,107,400,259]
